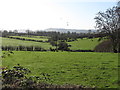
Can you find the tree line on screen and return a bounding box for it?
[2,46,46,51]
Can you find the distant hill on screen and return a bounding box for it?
[44,28,96,33]
[0,28,97,33]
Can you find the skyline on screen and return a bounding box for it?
[0,0,117,31]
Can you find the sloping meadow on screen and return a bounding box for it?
[1,37,54,50]
[2,51,118,88]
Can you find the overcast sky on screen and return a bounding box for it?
[0,0,117,31]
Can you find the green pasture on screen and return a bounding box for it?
[31,36,50,39]
[9,36,48,41]
[1,37,53,49]
[1,37,102,50]
[20,35,49,39]
[67,38,102,50]
[2,51,118,88]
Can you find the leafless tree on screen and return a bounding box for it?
[94,2,120,53]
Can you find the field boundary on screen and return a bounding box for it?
[7,36,49,43]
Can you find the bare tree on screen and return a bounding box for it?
[94,2,120,53]
[13,30,18,33]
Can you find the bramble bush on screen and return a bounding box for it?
[2,64,54,89]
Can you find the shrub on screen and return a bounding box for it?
[2,64,31,86]
[2,64,52,89]
[58,41,70,51]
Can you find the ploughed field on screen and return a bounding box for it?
[2,51,118,88]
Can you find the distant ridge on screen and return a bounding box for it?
[44,28,96,33]
[1,28,96,33]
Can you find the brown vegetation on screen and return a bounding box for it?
[94,40,113,52]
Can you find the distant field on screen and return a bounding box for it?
[0,36,105,50]
[1,37,53,49]
[1,37,102,50]
[9,36,48,41]
[2,51,118,88]
[67,38,102,50]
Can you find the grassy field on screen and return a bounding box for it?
[1,37,53,49]
[1,37,101,50]
[9,36,48,41]
[67,38,101,50]
[2,51,118,88]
